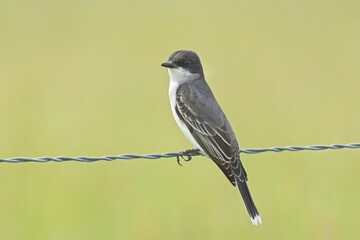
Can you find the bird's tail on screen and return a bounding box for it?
[235,177,262,225]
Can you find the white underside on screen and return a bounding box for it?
[167,68,204,152]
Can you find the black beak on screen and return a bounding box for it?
[161,61,177,68]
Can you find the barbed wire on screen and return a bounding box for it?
[0,142,359,163]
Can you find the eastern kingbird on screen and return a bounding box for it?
[161,50,262,225]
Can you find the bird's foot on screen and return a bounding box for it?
[176,149,200,166]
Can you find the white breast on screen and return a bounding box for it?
[167,68,204,151]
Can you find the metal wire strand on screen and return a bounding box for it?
[0,142,359,163]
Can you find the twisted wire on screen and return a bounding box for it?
[0,142,359,163]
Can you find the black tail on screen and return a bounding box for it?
[236,177,262,225]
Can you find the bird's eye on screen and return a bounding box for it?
[184,61,190,66]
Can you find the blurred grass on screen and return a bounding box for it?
[0,0,359,239]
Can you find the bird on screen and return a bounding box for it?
[161,50,262,225]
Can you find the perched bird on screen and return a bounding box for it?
[161,50,261,225]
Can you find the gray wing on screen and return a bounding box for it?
[175,82,247,185]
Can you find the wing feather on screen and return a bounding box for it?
[175,83,247,185]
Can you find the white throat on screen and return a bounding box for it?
[168,67,200,84]
[167,67,199,112]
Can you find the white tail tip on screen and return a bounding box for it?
[251,214,262,226]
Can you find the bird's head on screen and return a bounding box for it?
[161,50,204,82]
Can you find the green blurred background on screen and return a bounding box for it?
[0,0,359,239]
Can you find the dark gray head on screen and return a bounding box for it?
[161,50,203,75]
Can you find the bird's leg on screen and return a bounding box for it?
[176,149,200,166]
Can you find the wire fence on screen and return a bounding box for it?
[1,142,359,163]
